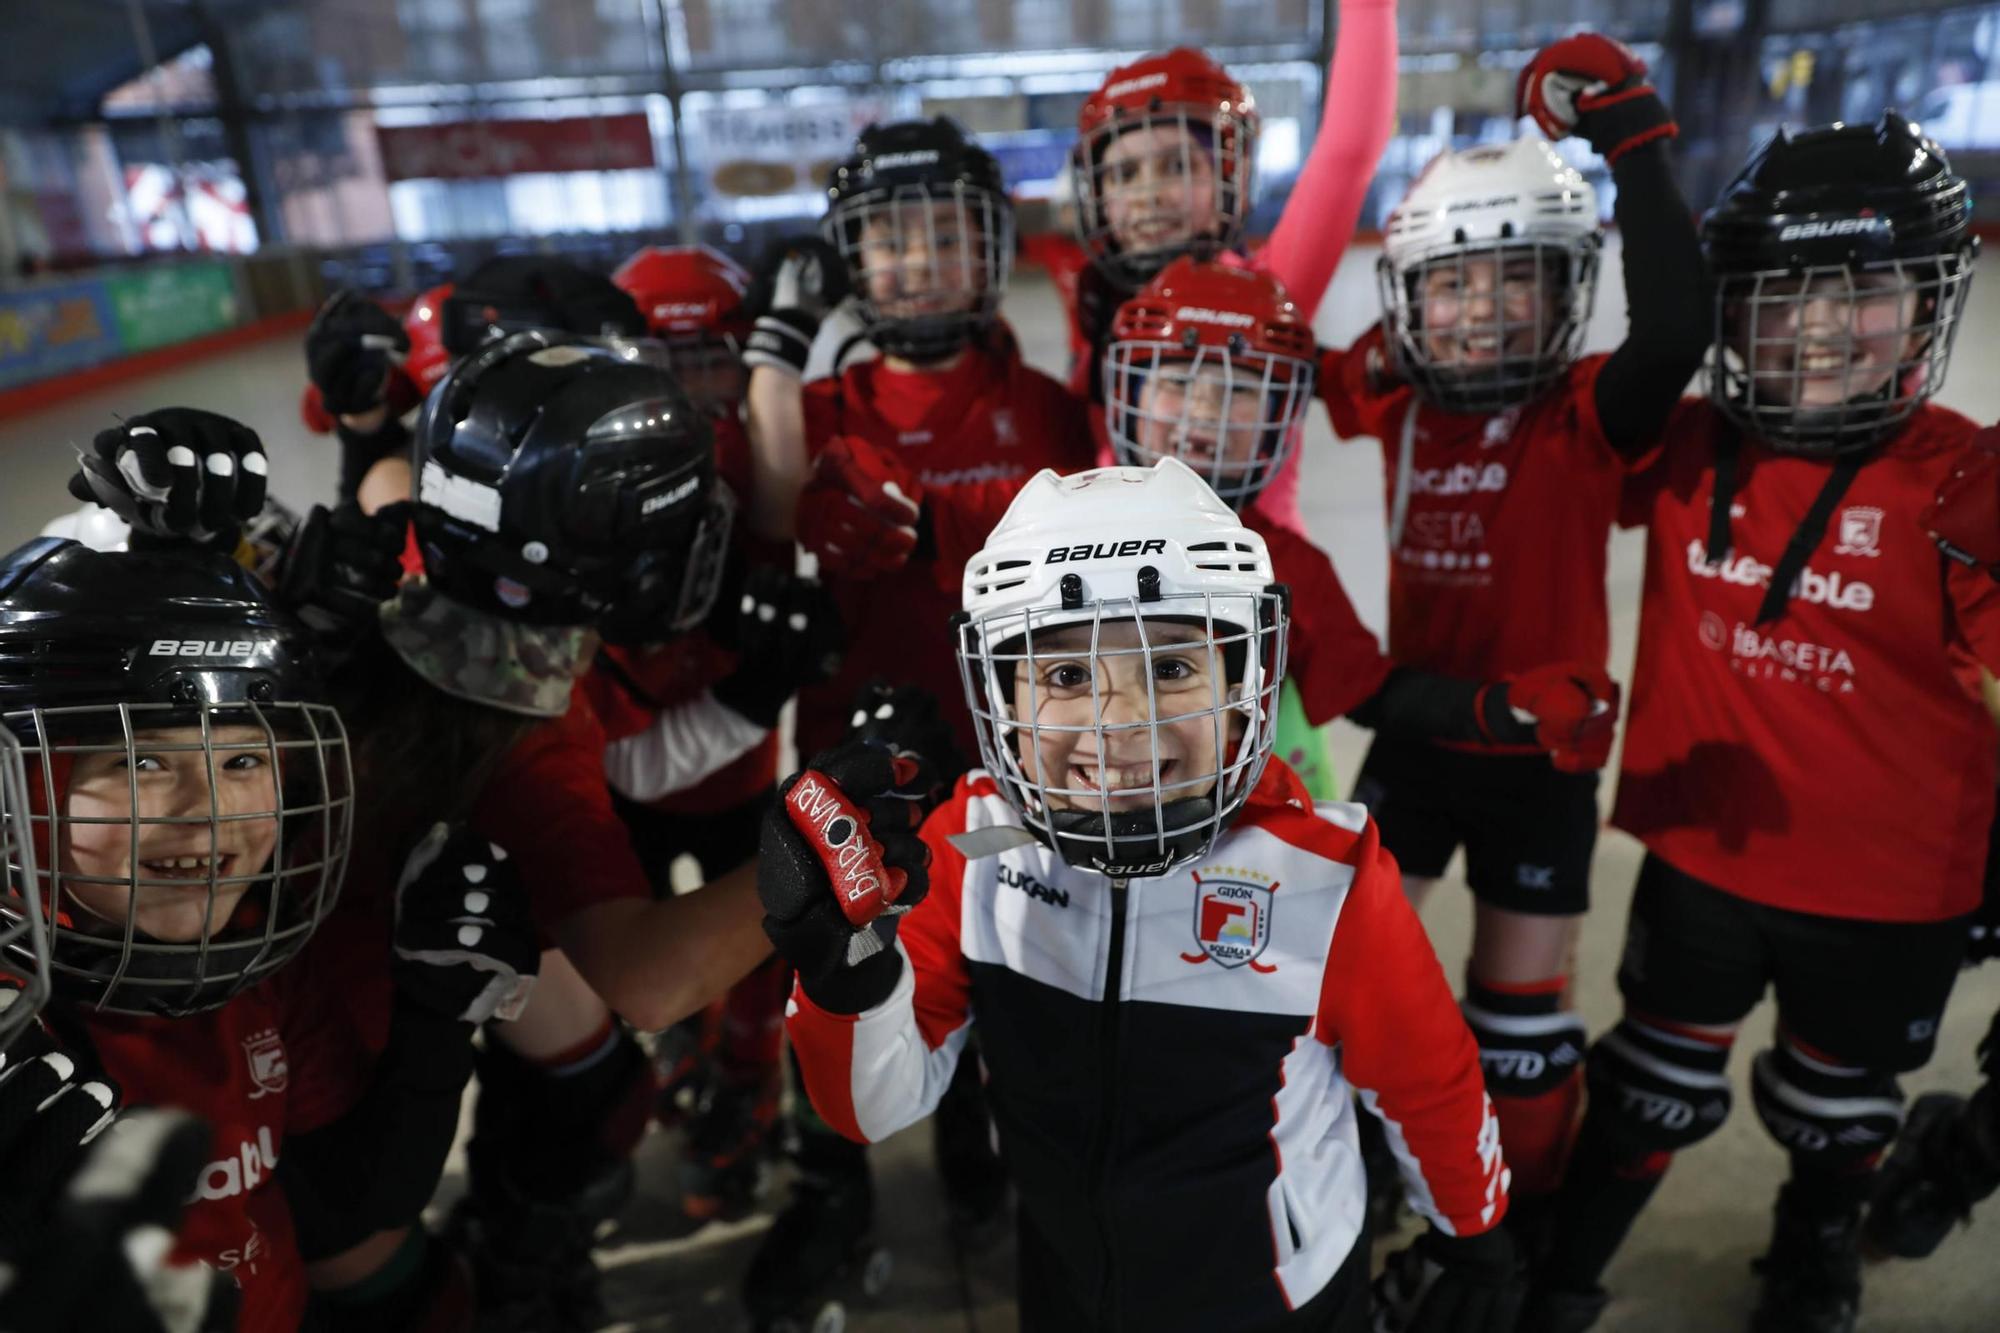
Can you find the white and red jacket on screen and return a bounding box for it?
[787,760,1507,1330]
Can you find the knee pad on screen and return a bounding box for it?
[1751,1038,1903,1167]
[1586,1014,1735,1154]
[1462,982,1588,1100]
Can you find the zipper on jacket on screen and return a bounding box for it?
[1092,876,1131,1331]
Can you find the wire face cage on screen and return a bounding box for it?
[957,589,1287,878]
[608,334,747,420]
[1074,105,1255,287]
[1378,236,1602,416]
[1707,252,1975,454]
[1104,338,1315,508]
[0,729,51,1050]
[1,699,353,1017]
[824,184,1014,362]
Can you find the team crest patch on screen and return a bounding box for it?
[1181,868,1277,972]
[243,1028,288,1099]
[1835,506,1883,558]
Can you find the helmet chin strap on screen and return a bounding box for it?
[1048,797,1219,878]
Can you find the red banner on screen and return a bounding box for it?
[376,116,656,182]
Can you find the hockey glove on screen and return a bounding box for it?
[741,235,850,378]
[1480,662,1621,773]
[710,565,847,728]
[305,289,409,415]
[69,408,269,551]
[1863,1085,2000,1260]
[760,743,935,1012]
[1371,1226,1524,1333]
[1516,33,1678,164]
[797,435,924,577]
[0,1014,235,1333]
[846,679,969,803]
[1926,425,2000,579]
[393,824,541,1026]
[278,500,410,644]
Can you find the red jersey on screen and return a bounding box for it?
[469,693,654,927]
[79,956,365,1332]
[1321,340,1625,735]
[580,642,778,816]
[317,691,654,1054]
[1248,510,1393,724]
[797,342,1094,758]
[1614,401,2000,922]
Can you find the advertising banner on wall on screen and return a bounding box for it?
[0,278,122,390]
[377,115,657,182]
[692,101,885,198]
[104,261,239,353]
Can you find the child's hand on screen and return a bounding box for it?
[305,289,409,415]
[797,435,925,578]
[1515,33,1677,164]
[742,236,850,378]
[846,680,966,809]
[393,824,540,1025]
[0,1019,238,1333]
[68,409,269,551]
[710,566,847,727]
[759,743,934,1004]
[1481,662,1621,772]
[1371,1226,1523,1332]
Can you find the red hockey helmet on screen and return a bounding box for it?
[1073,48,1259,287]
[612,245,754,416]
[1104,257,1315,508]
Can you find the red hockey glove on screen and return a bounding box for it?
[1926,425,2000,579]
[1481,662,1621,773]
[1516,33,1678,164]
[797,435,924,578]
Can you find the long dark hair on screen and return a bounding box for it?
[331,635,543,863]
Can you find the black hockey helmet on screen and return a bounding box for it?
[412,331,732,636]
[822,118,1015,363]
[440,255,649,359]
[1702,110,1977,454]
[0,539,352,1016]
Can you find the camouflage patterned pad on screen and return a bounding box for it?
[379,578,589,718]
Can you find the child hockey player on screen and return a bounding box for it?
[759,460,1523,1333]
[1318,34,1706,1210]
[1524,112,2000,1333]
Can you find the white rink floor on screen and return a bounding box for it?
[2,247,1998,1331]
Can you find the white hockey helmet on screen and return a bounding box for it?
[955,459,1288,878]
[40,504,131,553]
[1378,137,1602,413]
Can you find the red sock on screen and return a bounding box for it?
[1494,1065,1584,1197]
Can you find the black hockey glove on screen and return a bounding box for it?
[0,1018,235,1333]
[741,236,850,378]
[393,824,541,1026]
[845,680,968,805]
[277,500,409,646]
[710,565,846,728]
[305,290,409,415]
[1371,1226,1524,1333]
[68,408,268,551]
[760,743,934,1012]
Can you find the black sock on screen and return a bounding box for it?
[1783,1155,1873,1217]
[1539,1110,1673,1293]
